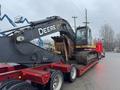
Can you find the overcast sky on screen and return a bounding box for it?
[0,0,120,38]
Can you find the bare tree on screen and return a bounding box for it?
[100,24,115,51]
[114,33,120,49]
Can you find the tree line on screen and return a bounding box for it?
[99,24,120,51]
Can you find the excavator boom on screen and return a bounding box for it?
[0,16,75,67]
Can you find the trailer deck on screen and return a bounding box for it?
[0,60,98,85]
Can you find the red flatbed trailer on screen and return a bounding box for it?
[0,60,98,89]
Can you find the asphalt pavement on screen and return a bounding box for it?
[63,52,120,90]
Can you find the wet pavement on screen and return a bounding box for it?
[63,52,120,90]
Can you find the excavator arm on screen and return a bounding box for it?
[0,16,75,67]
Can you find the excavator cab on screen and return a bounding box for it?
[76,26,92,47]
[75,26,97,65]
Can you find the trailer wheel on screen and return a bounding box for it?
[0,79,22,90]
[0,80,38,90]
[8,81,38,90]
[47,70,63,90]
[66,65,77,82]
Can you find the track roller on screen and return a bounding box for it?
[76,51,98,65]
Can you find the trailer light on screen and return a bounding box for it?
[42,74,50,84]
[18,76,22,79]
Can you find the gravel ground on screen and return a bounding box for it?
[63,52,120,90]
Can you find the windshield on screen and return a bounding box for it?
[76,28,87,42]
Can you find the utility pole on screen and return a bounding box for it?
[83,9,89,27]
[72,16,77,33]
[0,4,1,18]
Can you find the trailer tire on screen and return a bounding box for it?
[46,70,63,90]
[66,65,77,82]
[97,53,102,60]
[8,81,38,90]
[0,79,22,90]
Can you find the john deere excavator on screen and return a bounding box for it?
[0,16,104,90]
[0,16,102,67]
